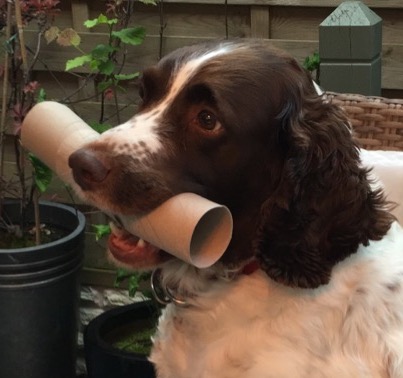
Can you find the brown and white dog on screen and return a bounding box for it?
[69,40,403,377]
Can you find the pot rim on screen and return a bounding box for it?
[0,200,86,254]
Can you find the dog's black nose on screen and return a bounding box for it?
[68,148,110,190]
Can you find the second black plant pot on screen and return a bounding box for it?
[84,300,158,378]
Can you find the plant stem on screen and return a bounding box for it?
[33,189,41,245]
[159,0,165,60]
[0,1,13,214]
[27,30,44,74]
[14,0,29,78]
[112,78,121,124]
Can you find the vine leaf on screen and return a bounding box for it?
[92,224,111,241]
[112,27,146,45]
[84,14,118,28]
[44,26,59,44]
[57,28,81,47]
[28,154,53,193]
[65,54,92,71]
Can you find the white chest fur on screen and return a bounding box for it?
[150,223,403,378]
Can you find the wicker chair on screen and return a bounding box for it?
[326,92,403,151]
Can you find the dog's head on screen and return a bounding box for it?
[69,40,393,288]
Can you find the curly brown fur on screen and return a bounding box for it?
[254,71,394,288]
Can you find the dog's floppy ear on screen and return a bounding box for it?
[254,71,393,288]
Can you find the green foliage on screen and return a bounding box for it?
[84,14,118,28]
[89,121,113,133]
[303,52,320,73]
[63,12,144,115]
[139,0,158,5]
[92,224,111,241]
[37,88,47,103]
[115,269,151,297]
[65,54,92,71]
[28,154,53,193]
[114,73,140,81]
[303,52,321,84]
[112,27,146,45]
[96,60,115,75]
[64,15,145,80]
[27,89,53,194]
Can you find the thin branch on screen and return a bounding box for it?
[113,83,121,124]
[0,1,13,210]
[27,30,44,73]
[103,101,133,124]
[58,73,97,103]
[25,45,72,99]
[99,90,105,123]
[159,0,166,60]
[33,189,41,245]
[14,0,29,78]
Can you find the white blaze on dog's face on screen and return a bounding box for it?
[97,45,234,160]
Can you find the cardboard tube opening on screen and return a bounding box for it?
[190,206,233,268]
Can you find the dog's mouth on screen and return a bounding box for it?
[108,221,172,268]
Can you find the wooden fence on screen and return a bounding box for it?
[20,1,403,117]
[3,0,403,127]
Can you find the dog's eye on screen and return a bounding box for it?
[196,110,221,132]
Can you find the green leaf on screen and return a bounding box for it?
[96,80,113,92]
[37,88,47,103]
[114,270,151,296]
[303,52,320,72]
[98,60,115,75]
[65,54,92,71]
[128,274,142,297]
[89,59,100,71]
[89,121,112,133]
[91,44,116,61]
[114,268,131,288]
[92,224,111,241]
[28,154,53,193]
[112,27,146,46]
[84,14,118,28]
[114,72,140,81]
[139,0,157,5]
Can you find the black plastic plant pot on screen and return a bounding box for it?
[84,300,158,378]
[0,200,85,378]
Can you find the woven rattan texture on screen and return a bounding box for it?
[327,92,403,151]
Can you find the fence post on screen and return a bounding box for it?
[319,1,382,95]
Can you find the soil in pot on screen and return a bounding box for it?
[0,223,69,248]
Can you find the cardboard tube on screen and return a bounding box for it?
[21,101,99,185]
[119,193,233,268]
[21,101,233,267]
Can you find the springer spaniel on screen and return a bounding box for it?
[69,40,403,377]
